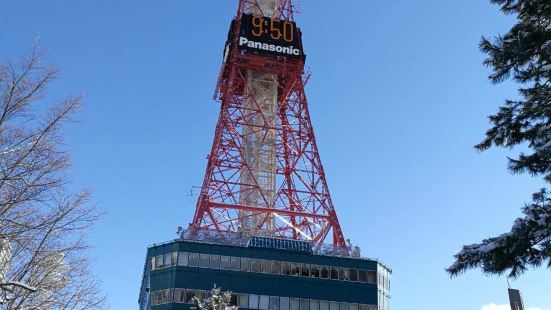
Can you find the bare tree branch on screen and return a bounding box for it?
[0,44,106,309]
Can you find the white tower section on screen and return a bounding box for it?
[239,0,280,236]
[39,252,69,307]
[0,238,11,283]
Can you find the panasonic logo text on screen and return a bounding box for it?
[239,37,301,56]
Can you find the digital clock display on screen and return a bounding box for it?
[237,13,304,59]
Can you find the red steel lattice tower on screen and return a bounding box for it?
[190,0,346,247]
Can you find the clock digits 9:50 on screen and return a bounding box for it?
[251,15,294,43]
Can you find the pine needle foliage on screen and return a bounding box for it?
[448,0,551,278]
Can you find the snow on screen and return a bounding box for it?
[479,136,493,147]
[477,241,498,253]
[489,72,500,80]
[535,139,551,151]
[540,123,551,132]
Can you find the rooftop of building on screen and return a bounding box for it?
[146,229,390,271]
[139,229,392,307]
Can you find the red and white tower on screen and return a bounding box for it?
[190,0,346,247]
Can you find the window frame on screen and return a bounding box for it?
[177,252,188,266]
[269,296,280,310]
[210,254,221,269]
[241,257,251,272]
[291,262,300,276]
[301,264,310,277]
[251,259,262,273]
[230,256,241,271]
[310,265,320,278]
[300,299,310,310]
[367,271,376,284]
[320,266,329,279]
[174,288,185,303]
[281,261,291,275]
[239,294,249,308]
[330,266,339,280]
[199,253,210,268]
[220,255,231,270]
[163,253,172,267]
[155,255,164,269]
[171,252,178,266]
[185,289,196,303]
[358,270,367,283]
[340,267,350,281]
[188,253,199,267]
[280,297,290,310]
[271,260,281,275]
[261,260,271,274]
[349,268,358,282]
[290,298,300,310]
[249,294,260,309]
[310,299,319,310]
[260,295,270,310]
[152,291,161,305]
[161,289,172,304]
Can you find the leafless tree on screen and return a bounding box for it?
[0,45,106,309]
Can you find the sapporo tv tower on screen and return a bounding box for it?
[139,1,391,310]
[192,0,344,246]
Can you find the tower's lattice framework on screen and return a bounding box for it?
[191,0,346,246]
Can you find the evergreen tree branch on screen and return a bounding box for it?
[448,189,551,278]
[450,0,551,277]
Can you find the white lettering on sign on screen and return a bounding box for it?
[239,37,301,56]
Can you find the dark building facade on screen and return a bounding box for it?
[508,288,525,310]
[139,230,390,310]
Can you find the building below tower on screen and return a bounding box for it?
[508,288,525,310]
[139,230,391,310]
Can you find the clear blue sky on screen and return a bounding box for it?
[1,1,549,309]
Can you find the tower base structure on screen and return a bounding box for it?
[139,230,391,310]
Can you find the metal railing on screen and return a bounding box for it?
[178,229,370,260]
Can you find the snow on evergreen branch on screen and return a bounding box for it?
[448,189,551,278]
[192,286,238,310]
